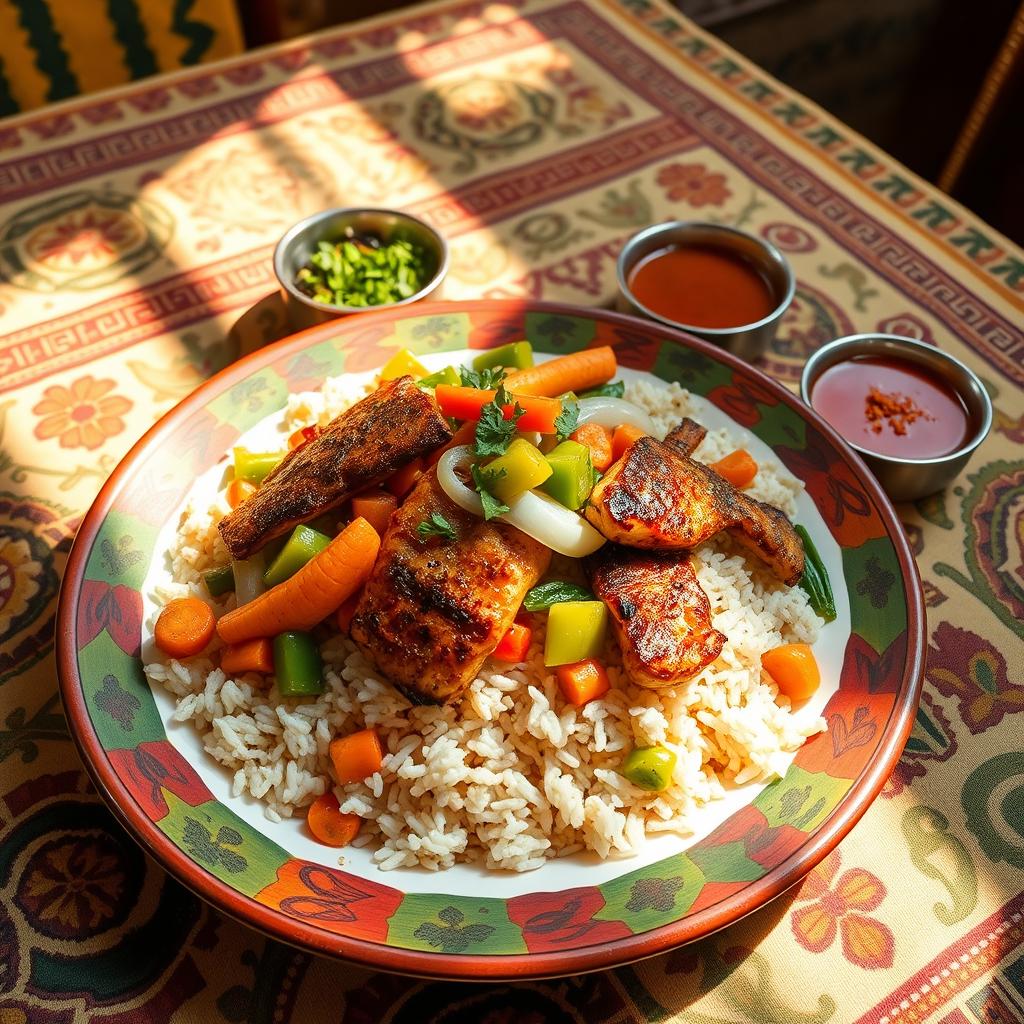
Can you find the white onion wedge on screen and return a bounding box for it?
[576,396,655,435]
[437,446,607,557]
[231,556,265,605]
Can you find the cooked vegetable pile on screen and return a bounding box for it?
[153,338,835,845]
[295,231,432,308]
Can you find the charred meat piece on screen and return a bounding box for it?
[663,417,706,457]
[219,376,452,559]
[351,471,551,704]
[588,545,725,689]
[584,432,804,585]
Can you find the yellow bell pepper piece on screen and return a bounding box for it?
[544,601,608,666]
[481,439,552,503]
[380,348,428,381]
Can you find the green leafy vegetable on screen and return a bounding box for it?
[794,525,836,622]
[459,365,506,390]
[554,394,579,443]
[579,380,625,399]
[294,232,432,308]
[523,580,596,611]
[474,384,525,457]
[417,512,458,542]
[471,463,511,520]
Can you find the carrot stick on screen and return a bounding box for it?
[226,479,256,509]
[336,594,359,634]
[216,518,380,645]
[330,728,384,785]
[762,643,820,702]
[221,637,274,675]
[306,792,361,847]
[556,658,611,707]
[611,423,647,462]
[385,457,423,498]
[710,449,758,489]
[154,597,216,659]
[570,422,614,472]
[351,490,398,537]
[504,346,616,397]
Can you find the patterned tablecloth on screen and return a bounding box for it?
[1,0,1022,1020]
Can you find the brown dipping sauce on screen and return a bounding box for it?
[811,356,970,458]
[627,244,777,329]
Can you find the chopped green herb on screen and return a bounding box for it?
[417,512,458,542]
[294,231,432,308]
[579,380,625,399]
[474,384,525,457]
[523,580,596,612]
[554,394,579,442]
[471,463,511,520]
[459,365,506,390]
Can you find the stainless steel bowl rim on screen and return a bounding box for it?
[800,333,993,467]
[615,220,796,335]
[273,206,450,315]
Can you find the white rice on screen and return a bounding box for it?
[144,376,826,871]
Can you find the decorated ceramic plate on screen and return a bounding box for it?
[57,300,924,979]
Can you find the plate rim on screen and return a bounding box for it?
[56,298,925,980]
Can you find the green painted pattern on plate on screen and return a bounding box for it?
[688,840,764,882]
[842,536,907,654]
[755,764,852,832]
[79,630,165,749]
[650,343,732,393]
[391,312,471,353]
[748,400,807,450]
[156,791,288,895]
[525,311,596,354]
[595,854,703,932]
[387,893,527,954]
[83,509,158,590]
[206,367,289,432]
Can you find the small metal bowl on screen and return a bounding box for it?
[616,221,795,362]
[273,207,449,331]
[801,334,993,502]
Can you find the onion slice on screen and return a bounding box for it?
[231,556,265,605]
[437,446,607,557]
[576,396,655,435]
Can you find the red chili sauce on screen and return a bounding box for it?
[627,244,776,329]
[811,356,970,458]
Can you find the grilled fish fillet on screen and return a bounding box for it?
[584,431,804,586]
[351,471,551,704]
[219,376,452,559]
[587,545,725,689]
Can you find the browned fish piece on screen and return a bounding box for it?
[663,417,706,457]
[351,471,551,704]
[219,376,452,559]
[588,545,725,689]
[584,432,804,585]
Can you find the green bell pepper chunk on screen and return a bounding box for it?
[541,440,594,510]
[472,341,534,372]
[262,525,331,587]
[233,448,281,485]
[621,745,677,792]
[417,365,461,389]
[544,600,607,666]
[273,631,323,697]
[481,439,552,503]
[203,564,235,598]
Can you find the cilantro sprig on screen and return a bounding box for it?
[554,394,579,443]
[474,383,525,457]
[470,463,510,520]
[459,366,506,390]
[416,512,457,542]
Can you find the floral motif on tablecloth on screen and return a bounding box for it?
[656,162,731,207]
[32,376,132,451]
[926,623,1024,733]
[0,189,173,291]
[790,850,895,969]
[16,834,132,939]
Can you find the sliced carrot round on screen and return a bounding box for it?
[762,643,820,702]
[154,597,216,659]
[306,792,361,847]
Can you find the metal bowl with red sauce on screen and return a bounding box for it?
[801,334,992,501]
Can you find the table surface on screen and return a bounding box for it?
[1,0,1022,1020]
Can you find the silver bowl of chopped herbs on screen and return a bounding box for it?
[274,207,449,330]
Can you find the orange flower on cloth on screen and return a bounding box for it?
[33,376,132,451]
[790,849,895,969]
[656,162,731,207]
